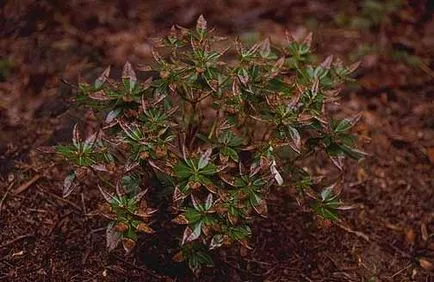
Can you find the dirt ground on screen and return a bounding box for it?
[0,0,433,281]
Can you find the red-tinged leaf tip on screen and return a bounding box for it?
[172,214,189,224]
[106,223,122,251]
[63,173,76,198]
[196,14,207,31]
[347,61,361,74]
[136,223,155,234]
[274,57,285,69]
[91,164,108,172]
[181,227,192,245]
[186,222,202,243]
[72,123,81,146]
[303,32,313,47]
[122,61,137,92]
[259,38,271,58]
[172,251,185,262]
[94,66,111,88]
[88,90,111,101]
[321,55,333,69]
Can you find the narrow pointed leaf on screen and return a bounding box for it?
[63,173,76,198]
[72,124,81,147]
[196,15,207,31]
[320,55,333,69]
[287,126,301,153]
[122,61,137,93]
[198,148,212,170]
[270,160,283,185]
[105,108,122,123]
[106,223,122,251]
[204,193,213,210]
[94,66,111,89]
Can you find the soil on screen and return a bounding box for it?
[1,0,433,281]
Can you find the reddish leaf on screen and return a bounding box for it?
[302,32,313,47]
[94,66,111,88]
[172,214,189,224]
[63,173,76,198]
[196,15,207,31]
[122,238,136,254]
[136,223,155,234]
[106,223,122,251]
[172,251,185,262]
[122,61,137,93]
[89,90,111,101]
[72,123,81,146]
[259,38,271,58]
[320,55,333,69]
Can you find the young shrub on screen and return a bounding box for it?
[56,16,364,273]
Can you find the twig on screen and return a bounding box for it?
[12,175,42,194]
[387,263,412,279]
[0,234,34,249]
[36,185,82,212]
[0,181,15,215]
[336,222,370,242]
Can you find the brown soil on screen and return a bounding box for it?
[1,1,433,281]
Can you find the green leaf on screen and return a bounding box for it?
[200,163,217,175]
[334,114,361,133]
[105,108,122,123]
[195,250,214,266]
[222,147,239,162]
[320,187,334,201]
[174,161,194,179]
[326,143,345,157]
[335,119,351,133]
[185,208,203,224]
[314,206,339,221]
[340,145,368,160]
[228,225,251,240]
